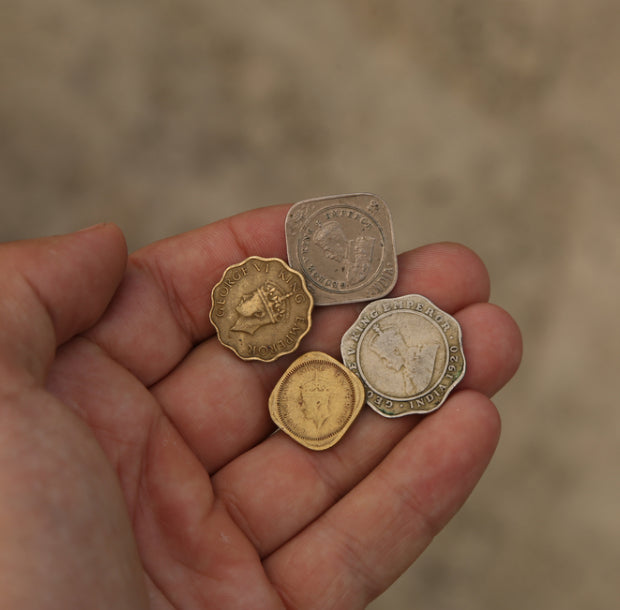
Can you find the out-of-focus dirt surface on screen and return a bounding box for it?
[2,2,619,608]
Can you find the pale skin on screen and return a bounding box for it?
[0,205,522,609]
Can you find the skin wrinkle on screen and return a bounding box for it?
[220,215,255,268]
[151,342,279,474]
[133,252,199,353]
[295,518,381,609]
[215,489,264,556]
[143,571,175,610]
[134,417,215,609]
[1,273,56,384]
[371,459,441,545]
[302,441,353,509]
[133,477,176,610]
[269,582,297,610]
[216,439,350,560]
[320,449,440,606]
[243,361,283,424]
[130,393,164,533]
[49,336,153,505]
[329,520,385,604]
[17,268,57,340]
[153,499,285,610]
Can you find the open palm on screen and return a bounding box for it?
[0,206,521,609]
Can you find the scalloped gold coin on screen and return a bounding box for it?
[209,257,313,362]
[269,352,365,450]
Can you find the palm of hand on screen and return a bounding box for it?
[0,207,521,609]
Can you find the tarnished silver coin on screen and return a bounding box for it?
[285,193,398,306]
[340,294,465,417]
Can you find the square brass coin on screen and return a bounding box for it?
[269,352,365,450]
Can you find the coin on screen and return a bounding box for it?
[285,193,398,305]
[269,351,366,450]
[340,294,465,417]
[209,256,313,362]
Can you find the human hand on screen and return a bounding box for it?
[0,206,521,609]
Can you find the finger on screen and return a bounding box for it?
[84,205,289,386]
[210,298,518,557]
[457,302,523,396]
[263,390,501,608]
[48,339,284,609]
[151,242,492,472]
[46,336,160,496]
[392,241,490,310]
[0,225,148,606]
[0,224,127,386]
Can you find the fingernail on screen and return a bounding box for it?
[76,222,108,233]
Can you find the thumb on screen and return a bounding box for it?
[0,223,127,386]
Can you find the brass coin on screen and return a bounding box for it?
[285,193,398,305]
[341,294,466,417]
[209,256,313,362]
[269,351,365,450]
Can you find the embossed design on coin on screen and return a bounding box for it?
[210,257,313,362]
[341,295,465,417]
[285,193,398,305]
[269,352,365,450]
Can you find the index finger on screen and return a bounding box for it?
[85,205,290,386]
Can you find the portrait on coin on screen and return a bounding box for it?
[230,280,292,335]
[313,220,375,285]
[297,372,332,433]
[365,323,441,397]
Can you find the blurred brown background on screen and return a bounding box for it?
[2,1,619,608]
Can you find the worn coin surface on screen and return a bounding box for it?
[210,256,313,362]
[285,193,398,305]
[269,351,366,450]
[341,294,465,417]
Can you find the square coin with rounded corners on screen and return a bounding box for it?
[269,351,365,450]
[285,193,398,305]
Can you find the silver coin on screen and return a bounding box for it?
[340,294,465,417]
[285,193,398,306]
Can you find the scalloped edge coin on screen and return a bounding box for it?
[209,256,313,362]
[341,294,465,417]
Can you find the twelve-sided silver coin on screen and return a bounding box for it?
[341,294,466,417]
